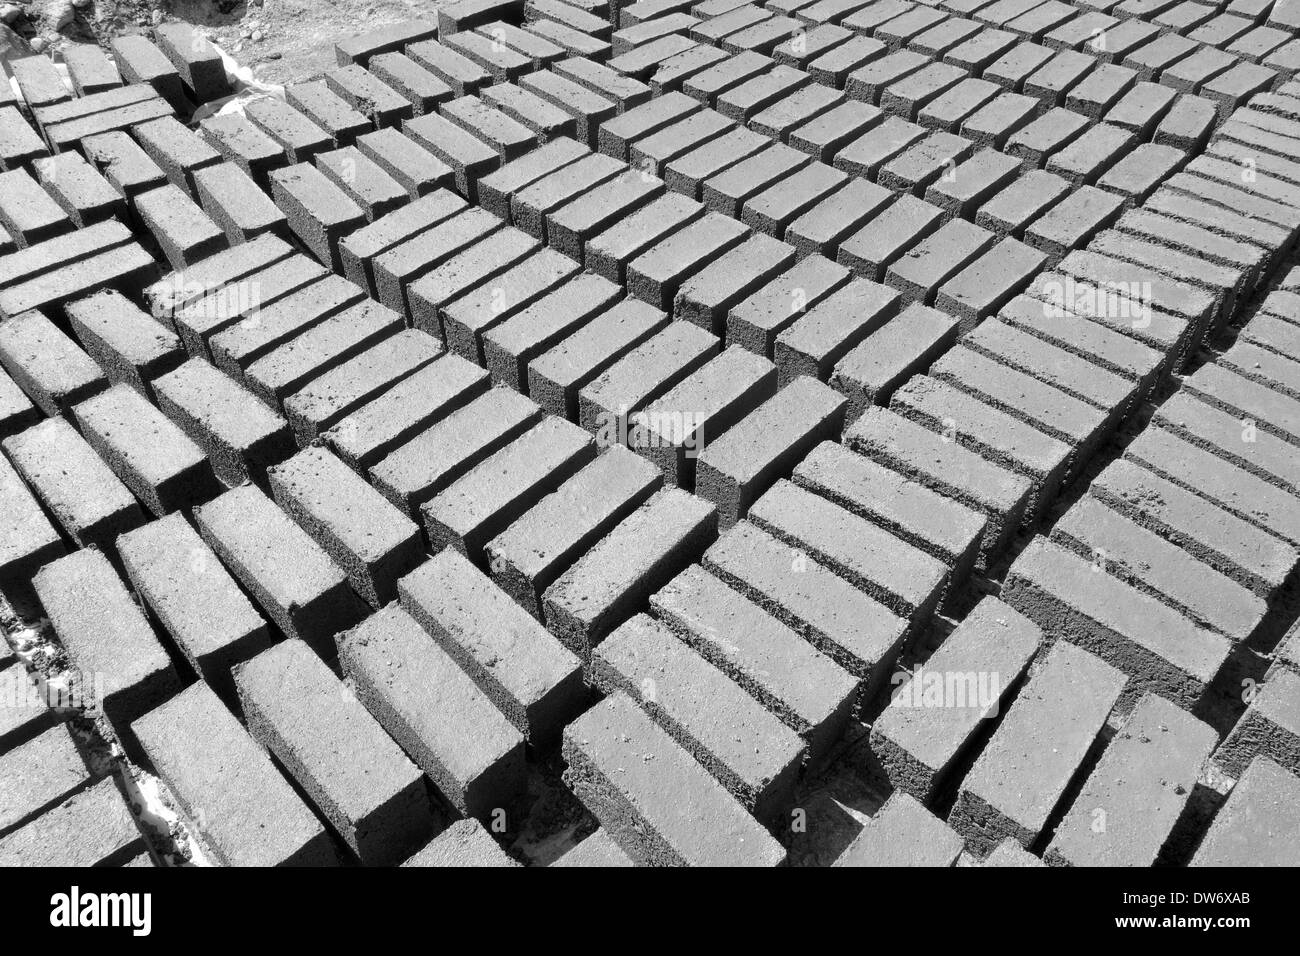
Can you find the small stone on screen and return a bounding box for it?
[29,35,47,52]
[252,30,263,41]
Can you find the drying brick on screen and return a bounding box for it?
[244,97,333,165]
[133,116,222,195]
[34,549,180,740]
[793,440,986,588]
[269,163,368,273]
[590,614,804,820]
[830,301,960,417]
[32,152,126,228]
[283,329,443,446]
[339,604,525,818]
[323,353,488,472]
[476,137,590,219]
[0,308,106,416]
[370,386,544,518]
[194,162,290,244]
[443,248,581,364]
[81,130,167,199]
[2,416,141,551]
[483,272,624,390]
[109,36,185,109]
[151,359,296,486]
[872,600,1035,803]
[485,446,662,617]
[844,406,1030,566]
[399,548,584,742]
[200,113,288,190]
[695,375,845,528]
[749,478,947,625]
[775,278,900,384]
[0,726,94,838]
[561,692,785,866]
[269,445,423,608]
[650,563,856,762]
[1191,757,1300,866]
[170,254,329,358]
[407,228,541,337]
[285,80,372,146]
[0,777,143,868]
[338,190,468,298]
[0,170,71,249]
[528,297,670,418]
[208,274,368,379]
[1002,537,1232,710]
[236,640,432,865]
[703,519,906,683]
[0,453,63,600]
[74,383,219,517]
[335,19,438,66]
[133,682,335,866]
[835,792,965,866]
[403,819,518,867]
[134,183,227,271]
[948,640,1125,857]
[369,52,454,114]
[153,22,231,103]
[543,486,717,658]
[1046,693,1216,866]
[195,483,366,654]
[118,513,271,702]
[423,415,597,556]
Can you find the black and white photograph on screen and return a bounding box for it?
[0,0,1292,932]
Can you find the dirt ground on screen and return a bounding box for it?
[2,0,449,87]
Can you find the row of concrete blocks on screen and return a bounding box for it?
[0,316,535,866]
[902,310,1300,866]
[415,16,1215,242]
[838,197,1300,865]
[0,693,151,866]
[854,632,1300,867]
[851,126,1300,715]
[0,22,241,170]
[2,14,1289,868]
[831,87,1300,864]
[0,447,873,868]
[0,214,915,868]
[162,70,1258,624]
[0,158,993,868]
[4,23,228,121]
[167,9,1300,868]
[2,308,1289,868]
[192,24,1206,338]
[0,637,148,865]
[2,497,1294,868]
[317,134,1300,868]
[632,0,1300,60]
[606,0,1289,120]
[1008,249,1300,737]
[687,82,1300,864]
[271,47,1258,402]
